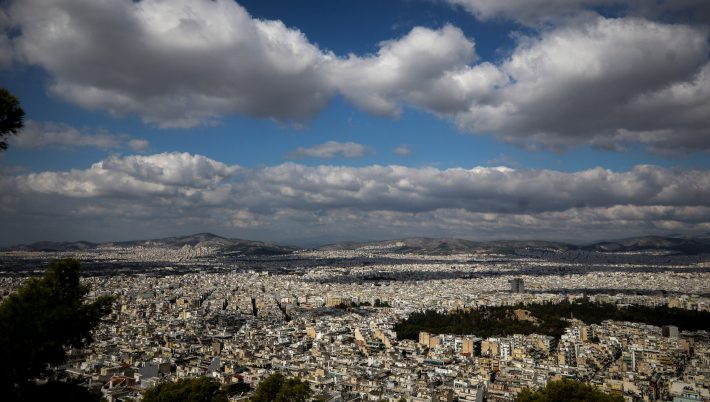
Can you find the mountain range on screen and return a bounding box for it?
[6,233,710,256]
[6,233,295,256]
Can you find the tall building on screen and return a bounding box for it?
[509,278,525,293]
[662,325,679,338]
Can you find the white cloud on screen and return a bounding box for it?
[2,153,709,244]
[447,0,710,26]
[19,152,237,198]
[0,8,14,68]
[286,141,371,160]
[11,120,150,151]
[0,2,504,128]
[393,145,412,156]
[327,24,482,116]
[3,0,710,153]
[8,0,332,127]
[127,138,150,152]
[12,154,710,212]
[448,0,591,26]
[452,17,710,152]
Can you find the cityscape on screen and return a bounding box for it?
[1,234,709,401]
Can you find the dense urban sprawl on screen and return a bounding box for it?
[1,243,709,401]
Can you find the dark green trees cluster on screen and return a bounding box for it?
[517,378,624,402]
[373,299,390,308]
[0,258,114,397]
[395,299,710,341]
[0,87,24,151]
[141,373,310,402]
[394,305,567,340]
[142,377,228,402]
[251,373,312,402]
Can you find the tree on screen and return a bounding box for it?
[251,373,313,402]
[252,373,286,402]
[276,377,312,402]
[517,378,624,402]
[142,377,228,402]
[0,87,25,151]
[0,258,114,396]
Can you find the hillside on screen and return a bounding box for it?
[7,233,295,256]
[320,235,710,255]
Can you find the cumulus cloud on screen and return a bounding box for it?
[0,8,14,68]
[3,0,710,153]
[286,141,371,160]
[393,145,412,156]
[327,24,488,117]
[447,0,710,26]
[7,0,332,127]
[451,17,710,152]
[11,120,149,151]
[19,152,237,198]
[2,152,709,244]
[5,2,495,125]
[127,139,150,152]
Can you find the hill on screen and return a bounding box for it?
[320,235,710,255]
[7,234,710,256]
[7,233,295,256]
[582,235,710,254]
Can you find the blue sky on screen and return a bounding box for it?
[1,0,710,246]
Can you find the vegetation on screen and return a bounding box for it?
[0,258,114,398]
[373,298,391,308]
[143,377,228,402]
[334,298,391,309]
[17,380,104,402]
[251,373,312,402]
[225,381,252,396]
[0,87,25,151]
[394,299,710,340]
[517,378,624,402]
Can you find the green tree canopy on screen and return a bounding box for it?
[0,87,25,151]
[0,258,114,395]
[251,373,313,402]
[142,377,228,402]
[517,378,624,402]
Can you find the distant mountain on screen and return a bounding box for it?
[7,233,710,256]
[582,235,710,255]
[321,237,573,254]
[484,240,574,253]
[320,237,484,254]
[108,232,233,248]
[320,235,710,255]
[9,240,98,252]
[7,233,296,256]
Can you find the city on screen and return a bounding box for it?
[1,235,708,401]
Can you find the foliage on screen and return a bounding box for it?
[251,373,286,402]
[21,380,103,402]
[394,299,710,340]
[0,87,25,151]
[394,305,567,340]
[333,299,390,309]
[251,373,312,402]
[0,258,114,395]
[374,299,390,308]
[143,377,228,402]
[517,378,624,402]
[225,381,252,396]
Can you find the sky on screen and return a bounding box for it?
[1,0,710,247]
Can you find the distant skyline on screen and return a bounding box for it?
[1,0,710,246]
